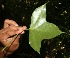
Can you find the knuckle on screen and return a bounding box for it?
[8,26,12,30]
[7,31,15,36]
[4,19,9,23]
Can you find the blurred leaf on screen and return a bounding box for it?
[29,3,62,53]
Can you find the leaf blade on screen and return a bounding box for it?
[29,3,62,53]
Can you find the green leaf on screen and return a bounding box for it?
[29,3,62,53]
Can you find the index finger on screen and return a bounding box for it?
[4,19,18,28]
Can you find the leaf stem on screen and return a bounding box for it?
[2,34,18,52]
[2,28,29,51]
[26,29,29,30]
[2,28,29,52]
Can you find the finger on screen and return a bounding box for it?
[7,43,19,55]
[1,37,19,55]
[4,19,18,28]
[9,26,26,32]
[0,28,18,42]
[21,26,27,34]
[0,26,26,39]
[8,26,25,34]
[2,35,20,54]
[22,26,27,30]
[0,26,20,34]
[0,26,25,39]
[15,26,27,34]
[0,34,20,46]
[8,35,20,52]
[0,32,11,43]
[6,30,17,36]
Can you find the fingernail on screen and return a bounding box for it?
[16,24,18,26]
[21,31,25,34]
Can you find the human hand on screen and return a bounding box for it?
[0,19,27,55]
[0,50,4,58]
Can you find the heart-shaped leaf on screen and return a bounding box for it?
[29,3,62,53]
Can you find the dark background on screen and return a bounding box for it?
[0,0,70,58]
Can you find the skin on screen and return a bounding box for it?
[0,50,4,58]
[0,19,27,58]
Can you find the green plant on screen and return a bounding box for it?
[29,3,62,53]
[2,3,63,54]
